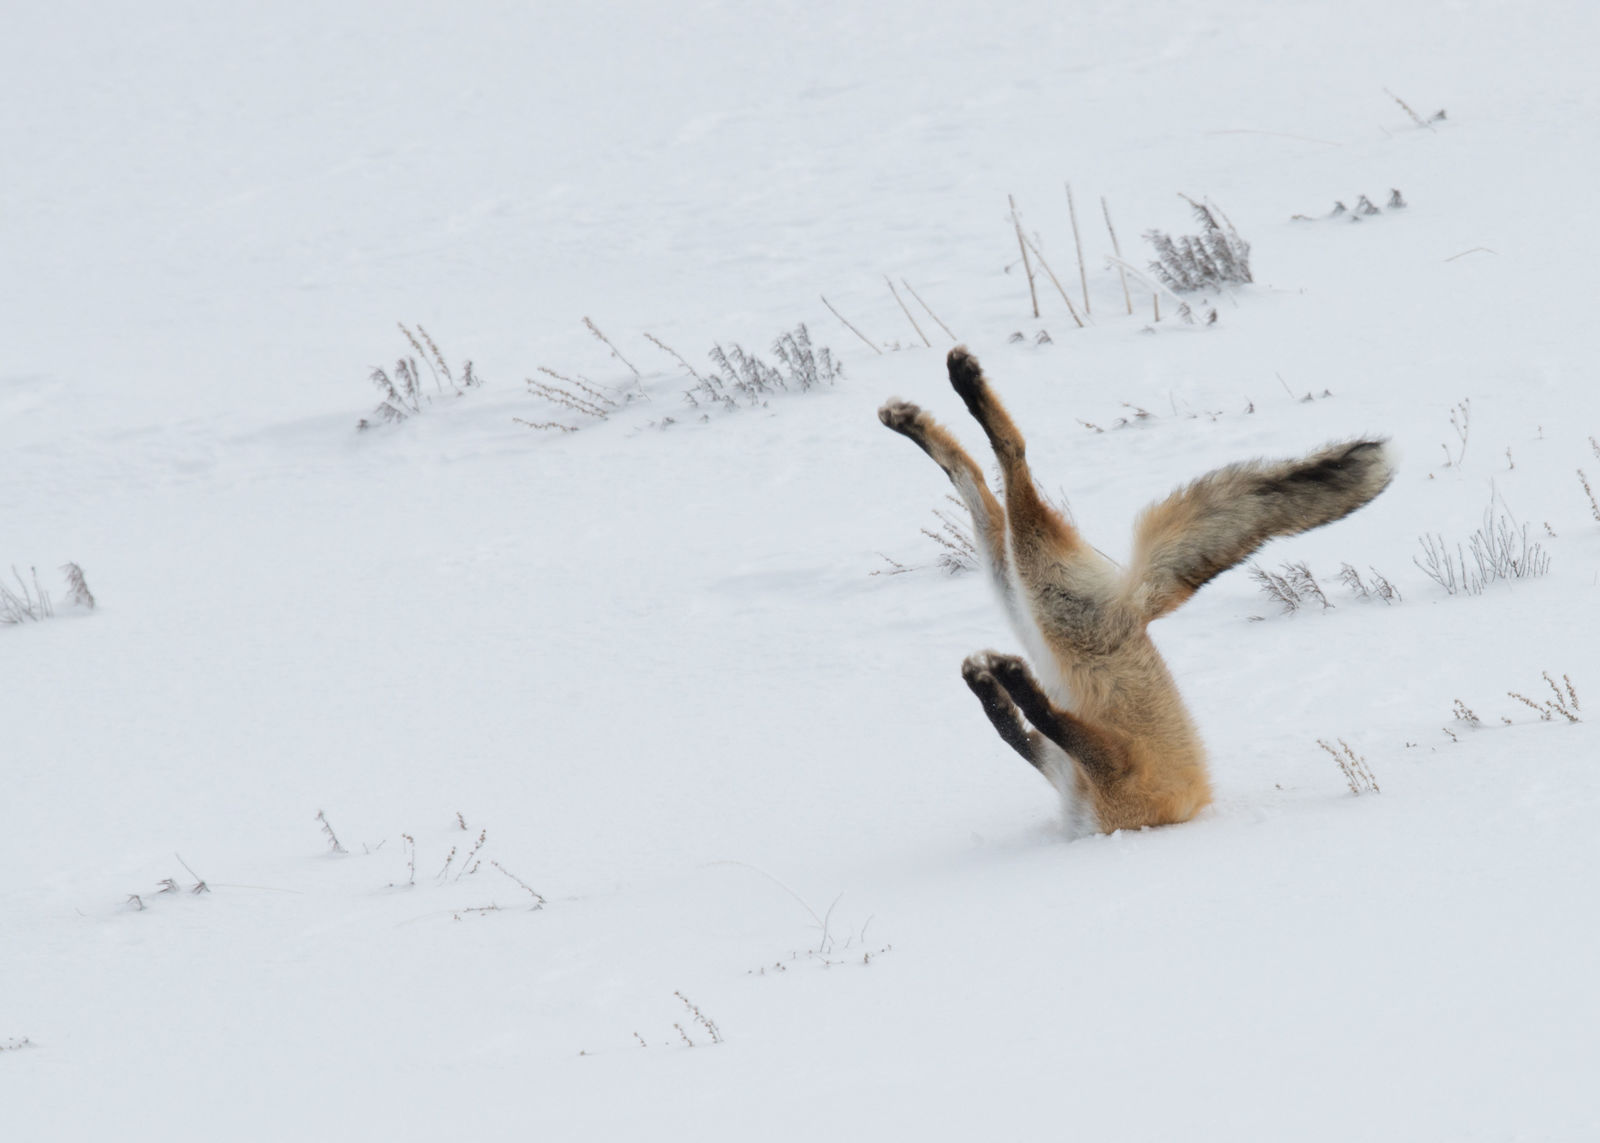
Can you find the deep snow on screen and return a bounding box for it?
[5,2,1600,1139]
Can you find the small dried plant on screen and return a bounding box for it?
[0,565,53,624]
[1250,564,1301,614]
[358,324,483,430]
[1317,738,1379,795]
[1451,699,1482,728]
[1578,469,1600,524]
[688,324,839,410]
[921,496,978,574]
[1507,672,1581,724]
[1438,399,1470,467]
[1250,561,1333,615]
[315,810,347,854]
[674,991,724,1046]
[0,562,94,624]
[521,365,619,432]
[1415,504,1550,596]
[490,860,546,909]
[1145,196,1252,292]
[1338,563,1400,604]
[1386,88,1446,129]
[61,562,95,610]
[583,316,641,380]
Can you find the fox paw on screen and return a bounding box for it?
[878,399,927,436]
[962,651,1010,704]
[946,346,988,410]
[961,652,995,686]
[985,649,1036,694]
[963,650,1026,690]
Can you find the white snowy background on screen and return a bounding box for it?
[5,1,1599,1138]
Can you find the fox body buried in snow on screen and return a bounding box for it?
[880,348,1394,834]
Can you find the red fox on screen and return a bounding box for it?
[880,348,1394,834]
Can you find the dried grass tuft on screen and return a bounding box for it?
[1318,738,1379,795]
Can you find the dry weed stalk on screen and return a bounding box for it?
[1338,563,1400,604]
[1065,182,1090,315]
[675,991,724,1045]
[1415,503,1550,596]
[1384,88,1445,129]
[1317,738,1379,795]
[1104,253,1206,324]
[820,295,881,355]
[1145,195,1252,291]
[1010,194,1040,318]
[582,316,640,379]
[315,810,347,854]
[884,277,930,347]
[398,322,459,391]
[526,366,616,424]
[1283,561,1331,610]
[175,853,210,894]
[1451,699,1482,728]
[1021,235,1086,328]
[689,324,838,410]
[1251,561,1337,614]
[456,828,488,879]
[359,327,481,429]
[643,332,709,384]
[61,563,95,610]
[1508,672,1581,724]
[1251,565,1301,614]
[900,280,956,341]
[921,496,978,573]
[1,565,53,624]
[1578,469,1600,523]
[490,860,546,909]
[1443,399,1470,466]
[1102,196,1133,315]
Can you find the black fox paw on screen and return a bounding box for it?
[970,652,1035,698]
[946,346,988,409]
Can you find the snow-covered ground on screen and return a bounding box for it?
[6,2,1600,1138]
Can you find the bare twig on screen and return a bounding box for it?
[1065,182,1089,315]
[175,853,210,894]
[820,295,882,354]
[582,317,641,378]
[1102,197,1132,315]
[1009,194,1039,319]
[490,860,546,909]
[1022,235,1085,328]
[643,332,709,384]
[885,277,930,346]
[315,810,347,855]
[900,280,956,341]
[1384,87,1436,131]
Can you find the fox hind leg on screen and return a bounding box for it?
[944,348,1084,578]
[879,399,1012,596]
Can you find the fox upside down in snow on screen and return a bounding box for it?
[879,348,1394,834]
